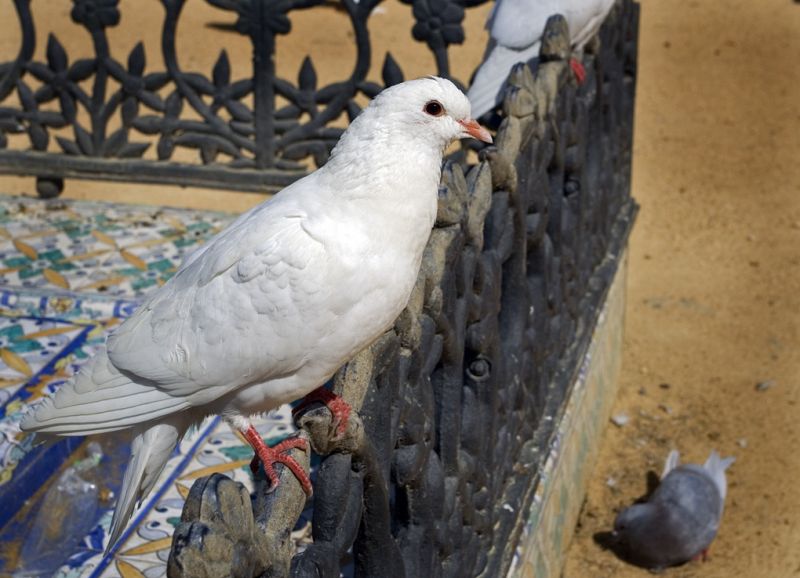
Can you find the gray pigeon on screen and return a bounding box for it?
[612,449,735,570]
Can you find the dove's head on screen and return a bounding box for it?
[375,76,492,146]
[341,77,492,153]
[323,77,492,187]
[612,502,687,569]
[612,503,657,551]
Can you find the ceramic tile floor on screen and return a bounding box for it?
[0,195,311,577]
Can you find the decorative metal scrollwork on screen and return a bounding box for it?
[0,0,492,195]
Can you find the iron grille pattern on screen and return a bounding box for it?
[0,0,492,196]
[168,2,640,577]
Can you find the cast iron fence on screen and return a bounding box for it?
[0,0,494,196]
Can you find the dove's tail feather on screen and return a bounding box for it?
[106,419,187,554]
[661,449,680,479]
[467,42,541,118]
[703,450,735,500]
[20,351,190,436]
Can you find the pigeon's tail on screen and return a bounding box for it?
[20,350,190,436]
[703,450,735,501]
[661,449,681,479]
[106,419,187,554]
[467,42,541,118]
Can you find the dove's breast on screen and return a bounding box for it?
[225,189,437,414]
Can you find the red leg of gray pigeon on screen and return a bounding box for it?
[570,58,586,84]
[242,425,312,496]
[292,387,352,439]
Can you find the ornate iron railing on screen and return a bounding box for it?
[167,2,640,577]
[0,0,493,197]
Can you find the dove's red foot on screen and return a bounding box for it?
[243,426,312,496]
[292,387,351,439]
[692,548,710,562]
[570,58,586,84]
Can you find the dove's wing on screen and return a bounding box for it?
[106,189,339,402]
[21,351,194,434]
[469,0,613,118]
[488,0,555,49]
[565,0,616,50]
[657,466,725,559]
[26,175,369,438]
[467,43,543,118]
[488,0,611,48]
[467,0,553,117]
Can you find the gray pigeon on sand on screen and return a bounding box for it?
[612,449,735,570]
[20,76,492,553]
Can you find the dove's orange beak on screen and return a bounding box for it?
[458,119,493,144]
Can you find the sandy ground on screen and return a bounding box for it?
[563,0,800,576]
[0,0,798,576]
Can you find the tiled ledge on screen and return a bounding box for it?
[508,252,628,578]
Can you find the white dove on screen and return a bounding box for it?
[20,76,492,551]
[467,0,616,118]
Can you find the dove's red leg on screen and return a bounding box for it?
[570,58,586,84]
[242,426,312,496]
[292,387,351,439]
[692,548,710,562]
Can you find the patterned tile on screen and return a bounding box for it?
[0,316,106,482]
[0,192,235,539]
[53,409,307,578]
[0,315,86,409]
[0,311,109,536]
[507,256,628,578]
[0,193,319,577]
[0,194,249,576]
[0,196,233,299]
[0,287,138,321]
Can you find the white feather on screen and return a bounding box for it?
[703,450,735,501]
[661,449,680,479]
[21,352,190,435]
[467,43,542,120]
[106,419,187,553]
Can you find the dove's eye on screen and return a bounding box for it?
[424,101,444,116]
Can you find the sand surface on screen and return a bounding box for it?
[563,1,800,576]
[0,0,798,576]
